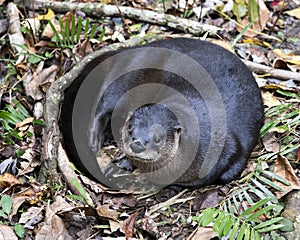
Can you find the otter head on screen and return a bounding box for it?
[120,104,182,171]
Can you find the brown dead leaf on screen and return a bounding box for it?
[237,0,270,37]
[19,206,44,230]
[74,38,94,58]
[141,213,158,236]
[262,132,280,153]
[120,211,139,239]
[0,225,18,240]
[42,16,60,39]
[191,227,218,240]
[16,117,34,129]
[273,154,300,199]
[35,201,72,240]
[23,64,58,100]
[97,204,119,221]
[10,195,27,217]
[0,173,21,189]
[109,219,121,233]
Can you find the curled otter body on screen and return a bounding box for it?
[60,38,264,188]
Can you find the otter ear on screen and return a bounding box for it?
[174,126,183,134]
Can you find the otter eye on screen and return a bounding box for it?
[153,136,161,144]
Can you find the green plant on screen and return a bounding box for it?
[194,162,293,239]
[67,178,93,206]
[233,0,259,22]
[0,100,30,144]
[259,101,299,161]
[0,195,26,238]
[49,15,98,49]
[0,195,13,219]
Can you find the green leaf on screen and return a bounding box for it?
[83,18,90,38]
[1,195,12,215]
[236,222,245,240]
[71,15,76,44]
[257,223,286,233]
[14,100,30,117]
[76,16,83,43]
[200,208,219,226]
[254,217,284,230]
[276,89,300,98]
[70,178,92,206]
[14,224,25,238]
[251,178,279,203]
[48,19,62,45]
[232,21,254,47]
[223,216,235,236]
[98,28,106,42]
[229,219,240,240]
[213,211,226,232]
[0,110,20,124]
[246,205,275,222]
[256,174,284,192]
[244,225,251,240]
[260,119,281,137]
[67,194,85,202]
[248,0,259,22]
[89,24,97,39]
[240,198,270,218]
[261,170,291,186]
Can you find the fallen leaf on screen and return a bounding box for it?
[141,213,158,236]
[237,0,270,37]
[19,206,44,229]
[191,227,218,240]
[16,117,34,128]
[37,9,55,21]
[285,7,300,20]
[0,172,21,189]
[35,201,73,240]
[262,132,280,152]
[97,204,119,221]
[120,212,139,239]
[0,225,18,240]
[273,154,300,199]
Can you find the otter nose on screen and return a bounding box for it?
[130,141,146,153]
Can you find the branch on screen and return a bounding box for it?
[244,60,300,82]
[17,0,222,35]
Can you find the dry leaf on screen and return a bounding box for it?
[285,7,300,20]
[141,213,158,236]
[0,173,21,189]
[0,225,18,240]
[97,204,119,221]
[191,227,218,240]
[35,201,72,240]
[261,91,282,108]
[237,0,270,37]
[262,133,280,152]
[120,212,139,239]
[273,154,300,199]
[16,117,34,128]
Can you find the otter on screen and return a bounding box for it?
[60,38,264,189]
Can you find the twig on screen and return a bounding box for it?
[244,60,300,82]
[7,2,26,64]
[16,0,222,35]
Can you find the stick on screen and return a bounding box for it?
[244,60,300,82]
[16,0,222,35]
